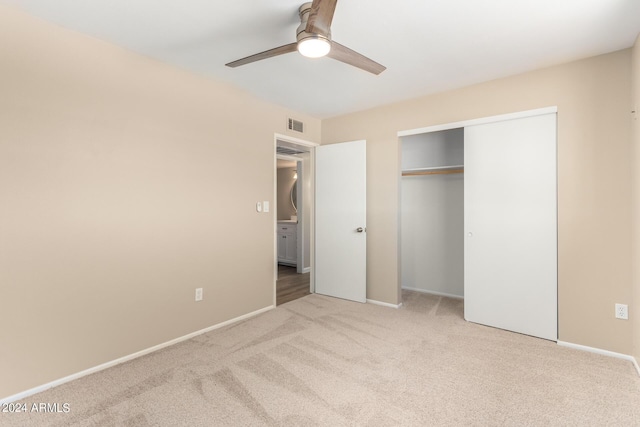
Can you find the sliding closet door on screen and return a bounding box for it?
[464,113,557,341]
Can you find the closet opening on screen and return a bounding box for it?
[398,107,558,341]
[400,128,465,301]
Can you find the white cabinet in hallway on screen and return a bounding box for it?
[277,221,297,266]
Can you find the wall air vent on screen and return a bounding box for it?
[276,146,305,156]
[288,118,304,133]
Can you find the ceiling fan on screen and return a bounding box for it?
[225,0,386,75]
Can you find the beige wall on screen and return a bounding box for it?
[0,6,320,399]
[323,50,634,354]
[632,34,640,364]
[277,167,297,220]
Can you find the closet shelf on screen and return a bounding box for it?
[402,165,464,176]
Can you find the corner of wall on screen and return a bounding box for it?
[631,32,640,367]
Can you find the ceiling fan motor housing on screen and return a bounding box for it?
[297,2,331,46]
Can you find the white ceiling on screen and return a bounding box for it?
[4,0,640,118]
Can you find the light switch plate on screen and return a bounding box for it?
[263,201,269,212]
[256,202,262,212]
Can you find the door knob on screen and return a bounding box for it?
[356,227,366,233]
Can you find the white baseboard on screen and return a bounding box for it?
[557,341,640,377]
[278,261,296,267]
[0,304,275,404]
[302,267,311,273]
[402,286,464,300]
[367,299,402,309]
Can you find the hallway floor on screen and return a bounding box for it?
[276,264,310,305]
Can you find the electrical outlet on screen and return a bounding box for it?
[195,288,203,302]
[615,303,628,320]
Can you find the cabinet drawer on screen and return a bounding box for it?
[277,224,296,233]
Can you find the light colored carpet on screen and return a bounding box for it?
[3,291,639,426]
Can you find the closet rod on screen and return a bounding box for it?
[402,169,464,176]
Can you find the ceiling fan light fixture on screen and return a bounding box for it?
[225,0,385,74]
[297,36,331,58]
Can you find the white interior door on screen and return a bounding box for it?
[464,113,557,341]
[315,140,366,303]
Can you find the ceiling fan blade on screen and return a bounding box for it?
[306,0,337,35]
[327,41,386,75]
[226,43,298,68]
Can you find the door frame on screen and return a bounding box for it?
[274,133,318,306]
[398,107,558,137]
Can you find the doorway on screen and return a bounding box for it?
[274,134,316,305]
[273,135,368,306]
